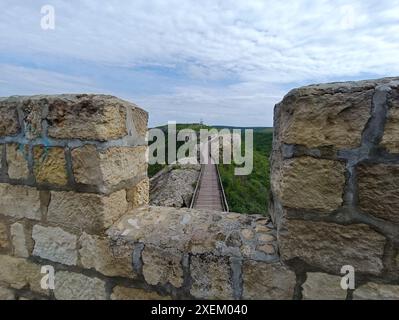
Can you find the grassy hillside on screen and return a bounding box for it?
[218,130,273,215]
[148,123,273,215]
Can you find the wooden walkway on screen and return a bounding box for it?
[191,142,228,212]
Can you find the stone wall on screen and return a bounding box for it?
[270,77,399,299]
[0,95,150,300]
[1,77,399,300]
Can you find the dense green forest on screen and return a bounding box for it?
[218,130,273,215]
[148,124,273,215]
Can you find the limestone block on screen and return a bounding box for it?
[33,146,68,185]
[54,271,106,300]
[276,157,346,212]
[0,102,20,137]
[279,220,385,274]
[190,255,233,299]
[302,272,347,300]
[21,100,43,139]
[0,145,3,171]
[0,254,48,294]
[47,94,128,141]
[0,184,41,220]
[0,286,15,300]
[6,143,29,180]
[47,189,128,234]
[242,261,295,299]
[126,178,149,208]
[381,88,399,153]
[71,145,147,189]
[131,107,148,139]
[10,222,29,258]
[79,232,135,278]
[142,246,183,288]
[353,282,399,300]
[279,88,373,149]
[358,163,399,224]
[111,286,170,300]
[32,225,77,265]
[0,222,9,250]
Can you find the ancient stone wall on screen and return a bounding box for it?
[0,95,150,300]
[1,77,399,300]
[270,77,399,299]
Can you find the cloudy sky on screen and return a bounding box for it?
[1,0,399,126]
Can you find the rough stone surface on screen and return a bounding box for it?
[381,88,399,153]
[79,232,135,278]
[21,100,43,140]
[0,255,47,294]
[32,225,77,265]
[278,87,373,149]
[279,219,386,274]
[126,178,149,208]
[302,272,347,300]
[0,286,15,300]
[33,146,68,185]
[242,261,295,299]
[142,246,183,288]
[6,143,29,180]
[111,286,171,300]
[353,282,399,300]
[54,271,106,300]
[0,222,9,250]
[276,157,346,212]
[190,255,233,299]
[358,163,399,224]
[47,189,128,234]
[10,222,29,258]
[0,184,41,220]
[150,164,201,207]
[0,102,20,137]
[131,107,148,139]
[46,94,129,141]
[72,145,147,189]
[0,145,3,171]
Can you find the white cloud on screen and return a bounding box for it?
[0,0,399,126]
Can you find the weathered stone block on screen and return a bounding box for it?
[353,282,399,300]
[111,286,171,300]
[79,232,135,278]
[47,189,128,234]
[126,178,149,208]
[0,102,20,137]
[279,88,373,149]
[275,157,346,212]
[0,184,41,220]
[0,145,3,171]
[6,143,29,180]
[47,95,128,141]
[190,255,233,299]
[32,225,77,265]
[0,222,9,250]
[71,145,147,190]
[21,100,43,140]
[381,88,399,153]
[358,163,399,224]
[131,107,148,139]
[33,146,68,185]
[10,222,29,258]
[0,254,47,294]
[242,261,295,299]
[302,272,347,300]
[142,246,183,288]
[279,220,385,274]
[0,286,15,300]
[54,271,106,300]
